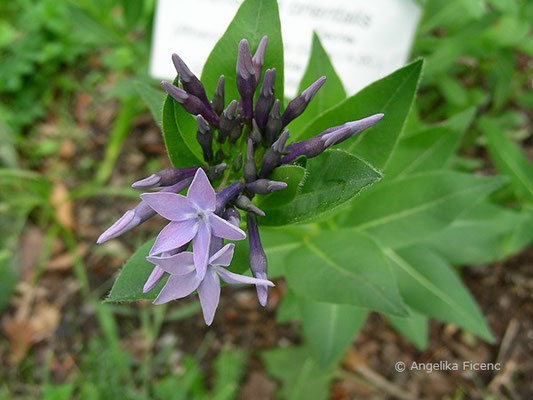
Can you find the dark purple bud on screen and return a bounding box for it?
[247,213,268,306]
[250,119,262,144]
[161,81,219,125]
[259,129,289,178]
[234,195,265,217]
[229,123,243,143]
[255,68,276,131]
[211,75,225,115]
[215,181,245,213]
[282,114,384,164]
[236,39,256,119]
[218,100,238,143]
[97,178,193,244]
[196,115,214,162]
[206,163,227,181]
[172,53,211,107]
[223,206,241,227]
[232,151,243,171]
[244,138,257,183]
[246,179,287,194]
[264,99,282,145]
[281,76,326,127]
[252,36,268,84]
[132,166,200,189]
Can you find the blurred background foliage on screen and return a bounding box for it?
[0,0,532,398]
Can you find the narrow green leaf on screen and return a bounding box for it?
[482,116,533,202]
[285,230,407,316]
[386,245,494,342]
[298,299,367,366]
[504,208,533,256]
[385,107,476,178]
[340,171,506,249]
[201,0,284,103]
[386,308,428,350]
[294,60,423,170]
[424,202,521,265]
[261,149,382,226]
[106,239,163,302]
[134,81,165,126]
[288,32,347,134]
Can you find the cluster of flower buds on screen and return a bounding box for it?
[98,36,383,325]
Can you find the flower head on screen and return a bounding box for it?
[147,243,274,325]
[141,168,245,279]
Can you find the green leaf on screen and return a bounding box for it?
[284,230,407,316]
[134,81,165,126]
[106,239,163,302]
[386,246,494,342]
[161,79,204,168]
[340,171,506,249]
[386,308,428,350]
[298,299,367,366]
[423,202,521,265]
[385,107,476,178]
[261,149,382,226]
[257,165,306,209]
[294,60,423,170]
[261,346,335,400]
[201,0,284,103]
[481,117,533,202]
[288,32,347,134]
[504,208,533,256]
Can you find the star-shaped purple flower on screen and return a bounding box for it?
[147,243,274,325]
[141,168,246,279]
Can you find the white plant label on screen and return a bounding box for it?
[150,0,421,97]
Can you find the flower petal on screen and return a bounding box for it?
[197,266,221,325]
[146,252,195,275]
[150,220,198,255]
[143,266,165,293]
[193,222,211,279]
[216,267,275,287]
[153,271,201,304]
[209,243,235,267]
[140,192,196,221]
[187,168,215,211]
[209,214,246,240]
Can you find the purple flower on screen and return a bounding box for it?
[247,214,269,306]
[141,168,246,279]
[147,243,274,325]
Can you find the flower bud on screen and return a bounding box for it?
[252,36,268,84]
[255,68,276,131]
[259,129,289,178]
[223,206,241,227]
[172,53,211,107]
[264,99,282,145]
[247,213,269,306]
[218,100,238,143]
[211,75,225,115]
[236,39,256,119]
[281,76,326,127]
[196,115,214,162]
[234,195,265,217]
[161,81,219,125]
[246,179,287,194]
[244,138,257,183]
